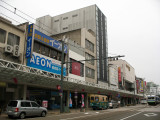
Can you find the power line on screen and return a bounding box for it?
[0,0,58,34]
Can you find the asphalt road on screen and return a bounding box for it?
[1,104,160,120]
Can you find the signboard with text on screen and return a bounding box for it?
[27,52,66,76]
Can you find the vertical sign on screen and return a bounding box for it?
[118,67,122,83]
[26,24,34,58]
[69,93,72,107]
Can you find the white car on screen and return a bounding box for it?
[6,100,47,119]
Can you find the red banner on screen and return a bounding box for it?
[72,62,81,76]
[118,67,122,82]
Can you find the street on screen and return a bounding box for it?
[1,104,160,120]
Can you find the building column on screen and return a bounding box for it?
[23,84,27,100]
[66,91,70,107]
[85,93,88,108]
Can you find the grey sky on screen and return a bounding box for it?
[1,0,160,85]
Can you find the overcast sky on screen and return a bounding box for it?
[1,0,160,85]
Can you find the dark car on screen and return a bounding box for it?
[6,100,47,119]
[108,100,118,109]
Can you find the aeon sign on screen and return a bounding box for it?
[27,52,66,76]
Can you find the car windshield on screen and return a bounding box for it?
[8,101,18,107]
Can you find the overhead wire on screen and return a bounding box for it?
[0,1,122,63]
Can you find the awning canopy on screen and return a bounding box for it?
[0,59,143,97]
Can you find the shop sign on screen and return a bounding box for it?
[118,67,122,83]
[26,24,34,58]
[42,100,48,108]
[0,82,6,87]
[27,52,66,76]
[34,29,67,53]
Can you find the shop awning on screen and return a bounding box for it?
[0,59,143,97]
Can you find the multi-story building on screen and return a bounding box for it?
[109,59,135,92]
[0,16,27,106]
[36,4,108,84]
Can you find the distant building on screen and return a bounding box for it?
[109,59,135,92]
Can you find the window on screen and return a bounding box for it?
[95,97,99,102]
[85,53,94,65]
[63,17,68,20]
[0,28,6,43]
[33,42,40,53]
[86,67,95,79]
[21,102,31,107]
[50,49,58,59]
[54,20,59,22]
[85,39,94,52]
[91,97,94,101]
[7,32,20,46]
[8,101,18,107]
[31,102,39,107]
[72,14,78,17]
[63,27,68,30]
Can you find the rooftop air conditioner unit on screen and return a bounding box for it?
[13,45,20,57]
[5,45,13,53]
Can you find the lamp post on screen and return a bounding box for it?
[60,37,65,113]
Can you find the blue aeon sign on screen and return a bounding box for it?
[27,52,66,76]
[26,24,34,58]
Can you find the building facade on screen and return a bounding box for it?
[109,59,135,92]
[36,4,108,83]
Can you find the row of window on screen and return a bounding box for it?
[33,41,63,61]
[0,28,20,46]
[54,14,78,22]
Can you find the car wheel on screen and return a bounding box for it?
[19,112,25,119]
[41,111,46,117]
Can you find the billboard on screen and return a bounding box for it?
[72,62,81,76]
[27,52,66,76]
[34,29,67,53]
[26,24,34,58]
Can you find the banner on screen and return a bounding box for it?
[118,67,122,83]
[26,24,34,58]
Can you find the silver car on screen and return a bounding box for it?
[108,100,119,109]
[6,100,47,119]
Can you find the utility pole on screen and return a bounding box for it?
[60,37,65,113]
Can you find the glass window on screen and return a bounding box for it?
[33,42,40,53]
[57,52,62,61]
[50,49,58,59]
[21,102,31,107]
[31,102,39,107]
[85,39,94,52]
[8,101,18,107]
[0,28,6,43]
[7,32,20,46]
[91,97,94,101]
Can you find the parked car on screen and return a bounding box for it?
[108,100,118,109]
[6,100,47,119]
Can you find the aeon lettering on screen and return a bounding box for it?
[27,53,66,76]
[30,54,60,70]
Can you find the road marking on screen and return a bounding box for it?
[144,113,157,117]
[84,112,89,114]
[96,112,99,114]
[120,112,143,120]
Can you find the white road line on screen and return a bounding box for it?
[120,112,143,120]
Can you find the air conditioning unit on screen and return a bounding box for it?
[5,45,13,53]
[13,45,20,57]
